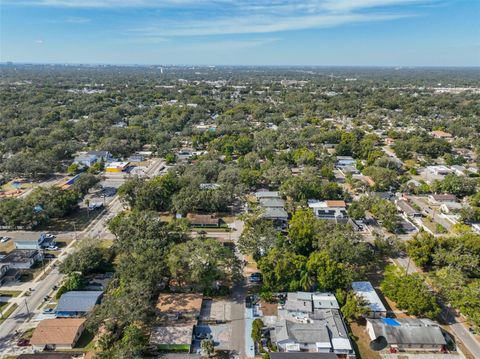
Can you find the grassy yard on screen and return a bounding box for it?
[0,290,22,297]
[74,330,96,350]
[157,344,191,352]
[0,303,18,325]
[349,320,381,359]
[36,207,104,232]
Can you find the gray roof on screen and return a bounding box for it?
[255,191,280,199]
[284,292,313,313]
[262,207,288,220]
[368,318,447,346]
[396,200,421,216]
[275,319,330,344]
[259,198,285,208]
[56,291,103,313]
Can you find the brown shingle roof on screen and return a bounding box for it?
[30,318,85,346]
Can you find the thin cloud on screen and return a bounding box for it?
[65,16,91,23]
[5,0,433,37]
[35,39,44,43]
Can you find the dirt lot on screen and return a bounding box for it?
[350,320,381,359]
[259,300,278,316]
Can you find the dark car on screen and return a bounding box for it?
[17,339,30,347]
[249,272,262,283]
[245,295,252,308]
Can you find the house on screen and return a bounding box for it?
[308,200,347,222]
[255,190,282,199]
[105,161,129,173]
[86,150,112,162]
[74,151,112,167]
[255,191,288,230]
[186,213,220,227]
[272,292,354,356]
[177,148,194,161]
[430,130,453,140]
[30,318,86,351]
[352,282,387,318]
[127,154,145,163]
[366,318,447,353]
[270,354,337,359]
[396,200,422,218]
[150,293,203,351]
[0,249,43,269]
[0,263,20,285]
[440,202,464,214]
[335,156,356,168]
[56,291,103,317]
[428,194,458,205]
[73,153,98,168]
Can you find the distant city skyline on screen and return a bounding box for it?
[1,0,479,66]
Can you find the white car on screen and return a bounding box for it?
[44,233,55,239]
[0,236,11,243]
[46,246,59,251]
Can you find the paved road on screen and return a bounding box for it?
[394,257,480,358]
[0,158,167,351]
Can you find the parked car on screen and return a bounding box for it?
[245,295,252,308]
[249,272,262,283]
[46,246,59,251]
[17,339,30,347]
[42,308,54,314]
[44,233,55,239]
[0,236,11,243]
[44,253,56,259]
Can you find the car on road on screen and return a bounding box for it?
[42,308,55,314]
[44,233,55,239]
[16,339,30,347]
[0,236,11,243]
[44,253,56,259]
[46,246,59,251]
[248,272,262,283]
[101,187,117,197]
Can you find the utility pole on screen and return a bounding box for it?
[24,298,30,317]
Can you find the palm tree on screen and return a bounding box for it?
[299,268,315,291]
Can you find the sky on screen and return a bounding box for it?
[1,0,479,66]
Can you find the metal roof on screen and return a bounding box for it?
[352,281,387,313]
[368,318,447,346]
[56,291,103,314]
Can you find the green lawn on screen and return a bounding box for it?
[0,290,22,297]
[36,207,104,232]
[0,303,18,325]
[157,344,191,352]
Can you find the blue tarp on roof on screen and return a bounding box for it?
[381,318,400,326]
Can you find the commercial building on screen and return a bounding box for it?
[105,161,129,173]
